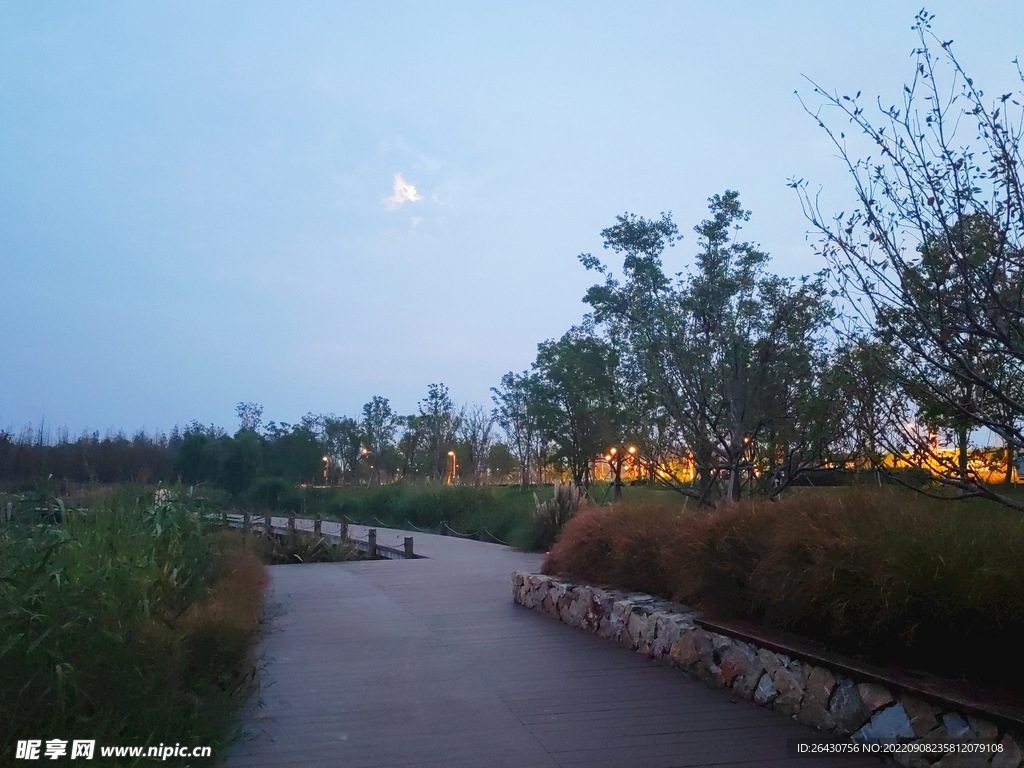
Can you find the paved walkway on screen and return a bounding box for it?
[224,526,873,768]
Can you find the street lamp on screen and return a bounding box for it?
[322,456,329,486]
[606,444,638,502]
[446,451,457,485]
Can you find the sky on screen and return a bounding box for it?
[1,1,1022,437]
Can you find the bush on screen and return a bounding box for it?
[543,488,1024,691]
[314,483,545,549]
[248,530,358,564]
[244,475,303,511]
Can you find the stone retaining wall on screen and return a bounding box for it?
[512,572,1023,768]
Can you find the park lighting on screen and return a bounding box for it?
[446,451,457,485]
[606,444,633,503]
[322,456,329,486]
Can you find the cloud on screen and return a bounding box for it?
[383,173,422,210]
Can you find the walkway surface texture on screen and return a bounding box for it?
[224,525,874,768]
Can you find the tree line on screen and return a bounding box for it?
[4,14,1023,510]
[493,14,1024,510]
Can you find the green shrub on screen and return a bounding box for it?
[248,530,358,564]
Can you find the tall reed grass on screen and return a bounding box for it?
[0,488,266,764]
[543,488,1024,690]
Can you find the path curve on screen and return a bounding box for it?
[223,526,873,767]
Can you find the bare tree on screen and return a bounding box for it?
[458,403,495,485]
[794,10,1024,507]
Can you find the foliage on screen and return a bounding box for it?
[794,10,1024,508]
[531,480,586,552]
[314,483,550,550]
[456,403,495,484]
[491,371,543,488]
[417,383,462,479]
[360,396,400,457]
[247,530,358,564]
[532,326,621,486]
[582,193,840,503]
[0,488,265,764]
[544,487,1024,690]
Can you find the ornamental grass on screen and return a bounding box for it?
[543,487,1024,691]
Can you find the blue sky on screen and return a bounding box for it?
[1,1,1021,436]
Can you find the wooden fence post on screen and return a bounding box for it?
[221,510,229,528]
[288,513,296,538]
[243,512,251,532]
[439,520,447,536]
[404,536,414,559]
[339,519,348,541]
[368,528,377,559]
[264,514,272,535]
[314,515,322,536]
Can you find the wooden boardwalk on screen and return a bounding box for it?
[224,526,874,768]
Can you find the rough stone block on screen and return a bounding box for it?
[830,679,871,735]
[857,682,895,712]
[805,666,836,707]
[966,716,998,743]
[853,703,914,743]
[732,670,763,701]
[922,724,950,744]
[754,673,779,705]
[772,666,806,718]
[799,694,836,732]
[719,643,759,687]
[942,713,974,742]
[992,735,1024,768]
[757,648,783,676]
[899,695,939,739]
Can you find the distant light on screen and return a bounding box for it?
[609,446,617,455]
[628,445,637,454]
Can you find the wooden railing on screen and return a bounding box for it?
[218,512,419,560]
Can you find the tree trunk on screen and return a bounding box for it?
[957,424,969,479]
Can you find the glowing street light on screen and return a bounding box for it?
[446,450,457,485]
[322,456,329,486]
[606,444,638,502]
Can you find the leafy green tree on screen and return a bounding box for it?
[324,416,365,484]
[173,423,227,485]
[263,425,323,484]
[487,442,519,482]
[397,415,425,478]
[491,371,542,489]
[235,402,263,433]
[582,193,838,502]
[361,396,400,457]
[222,429,263,495]
[418,383,462,479]
[532,325,621,487]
